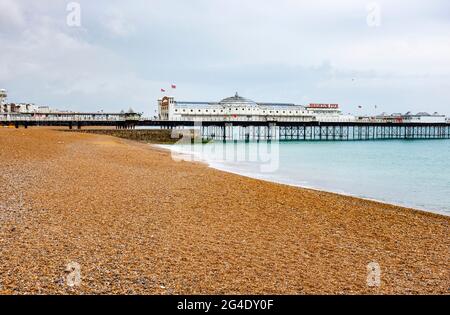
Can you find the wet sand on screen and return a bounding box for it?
[0,128,448,294]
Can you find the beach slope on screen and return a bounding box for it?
[0,128,448,294]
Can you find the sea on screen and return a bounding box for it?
[159,139,450,216]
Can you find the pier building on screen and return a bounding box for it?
[158,93,353,122]
[375,112,446,124]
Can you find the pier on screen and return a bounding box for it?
[193,121,450,141]
[0,112,140,130]
[2,116,450,141]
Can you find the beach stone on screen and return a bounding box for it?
[0,128,448,294]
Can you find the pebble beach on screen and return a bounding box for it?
[0,128,448,294]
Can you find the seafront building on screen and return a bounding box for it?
[0,89,8,113]
[1,102,55,114]
[0,89,141,124]
[158,93,354,122]
[0,89,55,114]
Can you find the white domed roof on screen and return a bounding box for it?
[219,92,258,107]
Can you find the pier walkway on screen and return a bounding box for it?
[1,117,449,141]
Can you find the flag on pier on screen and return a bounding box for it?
[171,84,177,89]
[161,88,166,92]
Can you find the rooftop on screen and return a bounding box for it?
[174,93,303,108]
[219,92,258,107]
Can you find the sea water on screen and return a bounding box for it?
[160,139,450,216]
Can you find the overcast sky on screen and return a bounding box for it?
[1,0,449,116]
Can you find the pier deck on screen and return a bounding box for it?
[1,118,449,141]
[194,121,450,141]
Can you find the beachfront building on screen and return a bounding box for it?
[0,89,49,114]
[158,93,353,122]
[0,89,7,113]
[0,88,142,123]
[1,88,69,114]
[1,102,72,116]
[1,103,42,113]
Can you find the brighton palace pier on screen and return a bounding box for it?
[156,93,449,141]
[1,90,449,141]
